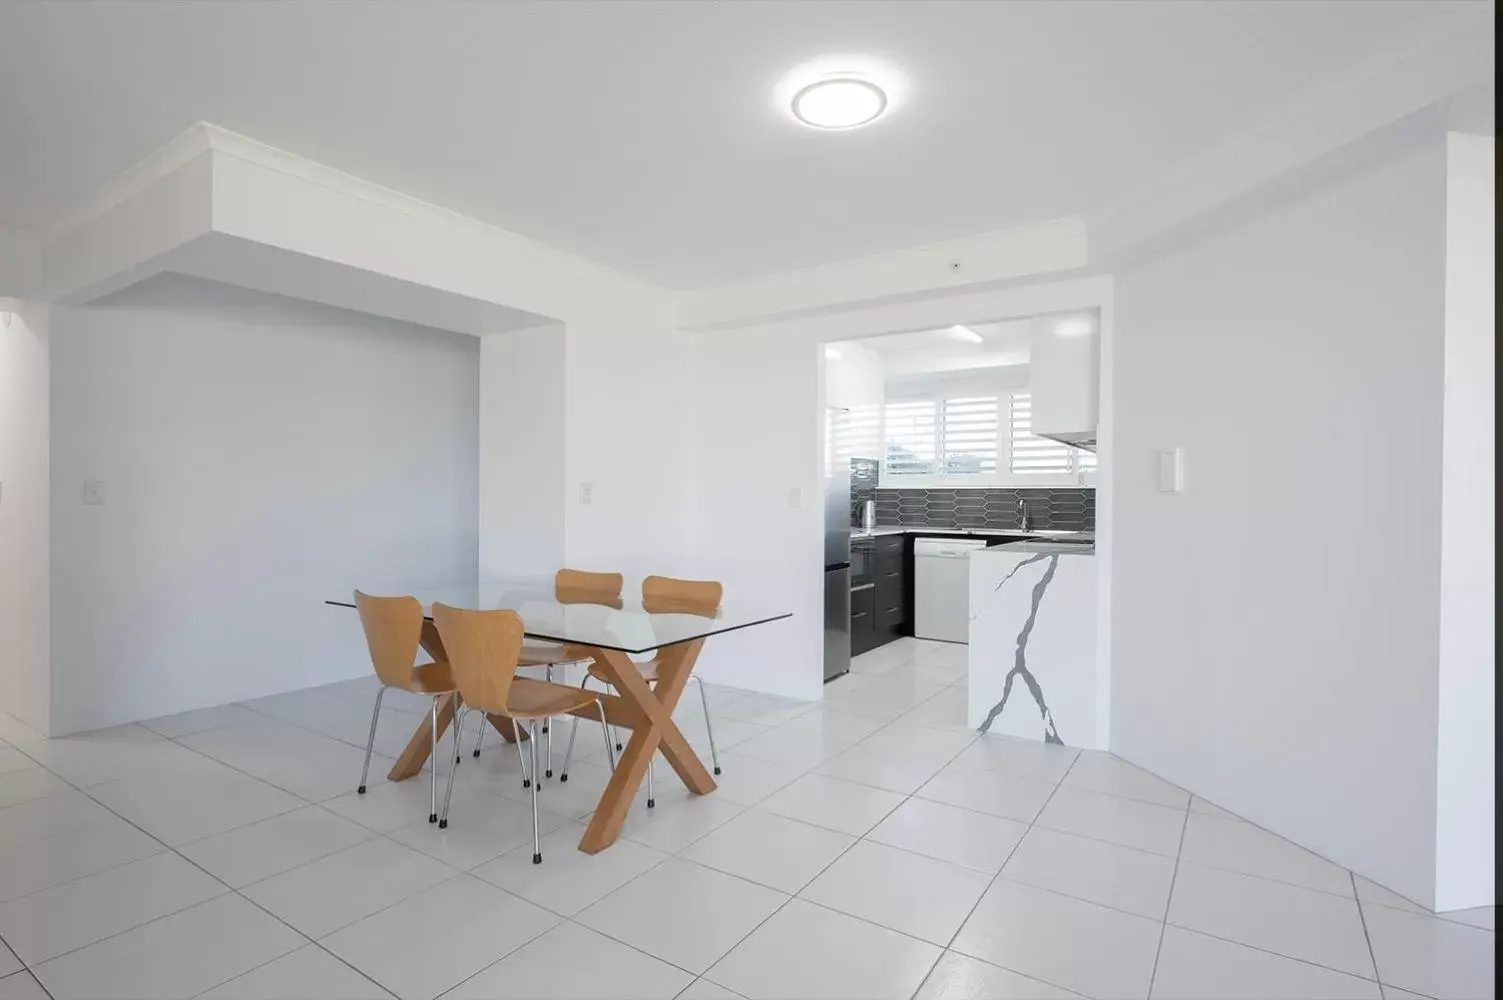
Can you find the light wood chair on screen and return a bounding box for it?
[470,568,624,778]
[353,591,461,824]
[560,575,724,808]
[432,603,614,863]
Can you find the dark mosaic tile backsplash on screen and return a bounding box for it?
[848,461,1093,531]
[875,487,1095,531]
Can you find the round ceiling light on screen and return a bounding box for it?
[791,75,888,130]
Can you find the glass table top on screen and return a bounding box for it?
[326,579,792,654]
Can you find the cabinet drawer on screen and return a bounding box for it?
[876,535,906,556]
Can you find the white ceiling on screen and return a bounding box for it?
[0,1,1482,288]
[849,319,1034,374]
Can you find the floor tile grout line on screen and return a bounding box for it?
[7,723,418,997]
[0,762,272,975]
[434,851,713,998]
[181,651,949,995]
[688,787,917,995]
[629,690,959,994]
[917,747,1090,1000]
[1143,794,1192,999]
[13,660,1457,997]
[1158,918,1386,986]
[1355,893,1499,933]
[0,952,55,1000]
[1165,853,1367,904]
[1352,869,1385,987]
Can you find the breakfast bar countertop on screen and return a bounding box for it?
[851,526,1094,542]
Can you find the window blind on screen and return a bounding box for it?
[1008,392,1074,474]
[883,400,938,477]
[840,402,882,463]
[941,396,999,475]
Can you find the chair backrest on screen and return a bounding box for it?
[555,568,624,609]
[431,603,525,715]
[354,591,424,690]
[642,575,723,615]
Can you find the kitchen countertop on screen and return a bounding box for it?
[852,526,1094,542]
[974,539,1096,555]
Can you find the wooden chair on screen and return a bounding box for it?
[431,603,614,864]
[352,591,461,825]
[560,575,724,808]
[470,568,624,777]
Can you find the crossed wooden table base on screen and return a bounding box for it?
[387,621,714,854]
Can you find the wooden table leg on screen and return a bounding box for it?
[577,640,714,853]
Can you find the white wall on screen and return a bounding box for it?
[824,340,884,411]
[688,331,825,699]
[1434,132,1495,911]
[561,305,697,590]
[0,300,50,733]
[1111,141,1448,906]
[480,324,565,580]
[48,276,480,734]
[826,340,885,470]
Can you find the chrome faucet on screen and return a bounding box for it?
[1017,498,1033,532]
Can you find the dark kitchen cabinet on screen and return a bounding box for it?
[850,584,878,656]
[874,535,907,642]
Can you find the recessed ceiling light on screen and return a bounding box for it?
[1053,317,1096,339]
[948,325,983,344]
[791,75,888,130]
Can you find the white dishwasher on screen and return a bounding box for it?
[914,537,990,643]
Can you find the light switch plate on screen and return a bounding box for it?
[788,486,804,509]
[84,479,105,505]
[1157,449,1184,494]
[578,482,593,505]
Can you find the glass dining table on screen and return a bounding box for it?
[327,578,791,853]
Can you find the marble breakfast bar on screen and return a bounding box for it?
[967,540,1105,750]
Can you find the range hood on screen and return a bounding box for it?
[1034,430,1097,453]
[1029,312,1100,452]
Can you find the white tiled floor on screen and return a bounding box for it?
[0,636,1491,999]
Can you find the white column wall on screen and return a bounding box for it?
[687,329,825,699]
[1110,140,1448,906]
[1434,131,1495,911]
[479,324,566,580]
[0,299,50,734]
[560,308,697,590]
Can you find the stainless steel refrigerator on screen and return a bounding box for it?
[823,408,852,682]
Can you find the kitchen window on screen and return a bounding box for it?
[1008,392,1073,475]
[882,399,939,476]
[881,384,1092,486]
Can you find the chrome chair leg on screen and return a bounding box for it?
[428,696,440,823]
[439,707,465,829]
[357,685,387,794]
[515,720,531,789]
[529,719,542,864]
[558,676,591,782]
[560,716,580,783]
[471,716,484,758]
[545,665,554,778]
[647,753,655,809]
[693,675,722,776]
